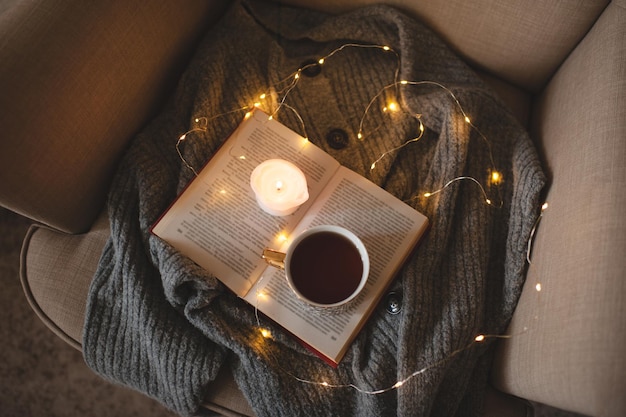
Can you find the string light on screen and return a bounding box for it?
[253,268,539,397]
[356,78,503,206]
[527,202,548,264]
[417,176,493,206]
[264,43,399,136]
[176,117,208,177]
[176,105,254,177]
[369,117,424,170]
[171,42,545,395]
[281,103,309,141]
[254,331,519,395]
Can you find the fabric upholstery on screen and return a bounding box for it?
[0,0,229,233]
[492,3,626,417]
[20,212,110,350]
[279,0,609,91]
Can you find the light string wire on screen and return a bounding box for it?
[266,43,400,128]
[175,43,399,176]
[255,322,521,395]
[527,202,549,264]
[295,334,519,394]
[359,79,503,207]
[176,107,252,177]
[171,41,548,395]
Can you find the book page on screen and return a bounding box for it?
[244,167,428,363]
[152,110,340,296]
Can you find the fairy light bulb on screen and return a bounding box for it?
[381,101,400,113]
[490,171,502,184]
[277,232,288,243]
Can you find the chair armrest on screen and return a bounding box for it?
[492,3,626,416]
[0,0,229,233]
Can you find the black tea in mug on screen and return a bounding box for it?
[289,231,364,305]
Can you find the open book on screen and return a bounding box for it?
[152,110,429,366]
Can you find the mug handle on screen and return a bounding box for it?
[262,248,286,269]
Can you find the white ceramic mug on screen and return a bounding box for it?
[263,225,369,309]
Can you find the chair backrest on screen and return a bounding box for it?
[281,0,609,91]
[0,0,230,233]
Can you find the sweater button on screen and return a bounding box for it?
[325,129,349,149]
[301,59,322,77]
[385,291,402,315]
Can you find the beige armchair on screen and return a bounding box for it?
[2,0,624,416]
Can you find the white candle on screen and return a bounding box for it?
[250,159,309,216]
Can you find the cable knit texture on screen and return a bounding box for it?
[83,1,546,416]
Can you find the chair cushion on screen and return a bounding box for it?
[20,213,110,350]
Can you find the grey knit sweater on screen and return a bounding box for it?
[84,1,546,416]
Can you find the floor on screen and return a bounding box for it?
[0,208,587,417]
[0,209,179,417]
